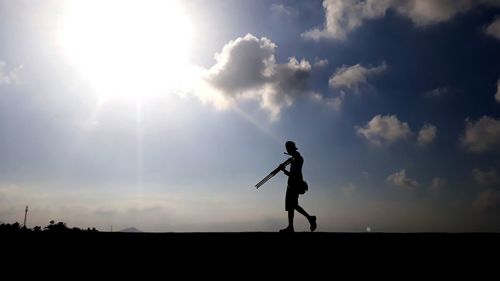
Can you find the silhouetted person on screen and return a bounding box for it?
[279,141,317,233]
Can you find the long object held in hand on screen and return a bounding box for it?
[255,157,293,188]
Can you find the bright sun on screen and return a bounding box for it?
[58,0,194,101]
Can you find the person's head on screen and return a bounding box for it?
[285,141,298,155]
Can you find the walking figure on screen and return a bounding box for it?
[279,141,317,233]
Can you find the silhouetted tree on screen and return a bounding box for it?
[44,221,69,232]
[0,220,99,232]
[0,222,22,232]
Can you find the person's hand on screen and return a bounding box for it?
[278,164,286,171]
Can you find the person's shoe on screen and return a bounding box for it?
[309,216,317,232]
[279,227,294,233]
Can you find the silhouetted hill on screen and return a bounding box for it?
[119,227,141,232]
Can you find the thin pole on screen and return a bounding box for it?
[23,205,28,228]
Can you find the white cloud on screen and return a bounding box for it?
[205,34,312,120]
[418,123,437,146]
[323,62,385,111]
[472,168,500,186]
[310,91,344,111]
[302,0,392,40]
[461,116,500,152]
[485,17,500,40]
[314,58,329,68]
[430,177,447,190]
[329,62,386,90]
[394,0,473,26]
[386,169,419,188]
[207,34,277,94]
[302,0,500,41]
[270,3,297,16]
[356,114,412,146]
[0,61,22,85]
[425,87,451,98]
[495,79,500,103]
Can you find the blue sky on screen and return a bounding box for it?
[1,0,500,232]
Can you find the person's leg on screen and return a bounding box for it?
[280,210,295,232]
[295,205,311,219]
[296,205,317,232]
[288,210,294,230]
[281,187,296,232]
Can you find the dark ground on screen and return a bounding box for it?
[2,232,497,275]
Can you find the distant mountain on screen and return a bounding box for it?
[119,227,142,233]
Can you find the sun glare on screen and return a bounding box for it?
[58,0,195,101]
